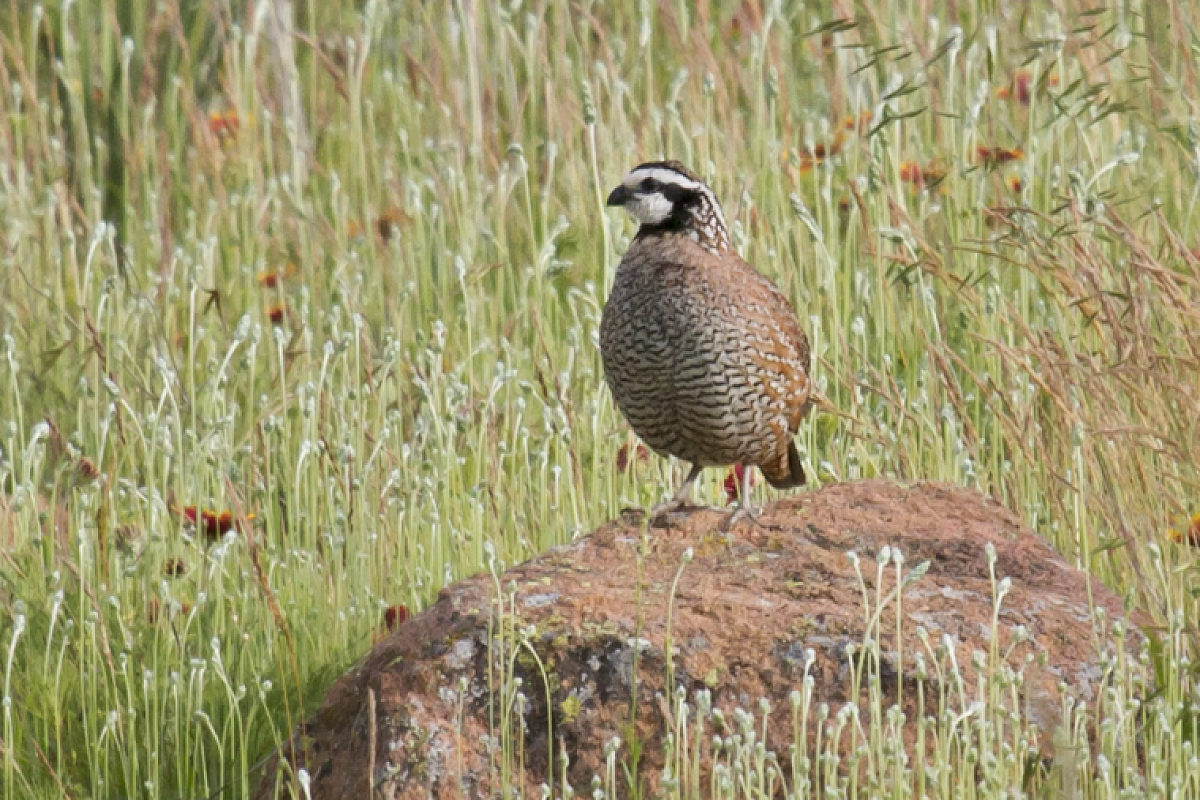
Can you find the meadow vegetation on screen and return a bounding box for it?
[0,0,1198,797]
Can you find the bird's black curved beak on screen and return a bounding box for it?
[606,185,631,206]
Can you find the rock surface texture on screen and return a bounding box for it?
[254,480,1140,800]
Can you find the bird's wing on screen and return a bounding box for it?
[728,252,813,434]
[632,236,814,436]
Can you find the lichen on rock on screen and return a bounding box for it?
[254,480,1144,800]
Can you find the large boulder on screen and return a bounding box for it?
[253,480,1141,799]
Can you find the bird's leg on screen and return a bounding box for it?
[650,463,705,524]
[722,465,761,531]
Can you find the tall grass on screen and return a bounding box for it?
[0,0,1196,796]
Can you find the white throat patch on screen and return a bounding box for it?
[624,191,675,225]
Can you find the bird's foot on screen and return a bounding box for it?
[720,503,762,534]
[649,498,705,528]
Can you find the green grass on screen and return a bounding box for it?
[0,0,1198,797]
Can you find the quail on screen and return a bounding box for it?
[600,160,812,524]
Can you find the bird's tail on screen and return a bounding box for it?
[759,441,806,490]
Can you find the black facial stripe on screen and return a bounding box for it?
[658,181,697,205]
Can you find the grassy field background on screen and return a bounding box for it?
[0,0,1198,797]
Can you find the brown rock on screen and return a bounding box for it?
[253,480,1142,799]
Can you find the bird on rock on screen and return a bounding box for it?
[600,160,814,526]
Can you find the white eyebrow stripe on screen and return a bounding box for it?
[625,167,703,191]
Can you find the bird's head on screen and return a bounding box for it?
[606,161,730,252]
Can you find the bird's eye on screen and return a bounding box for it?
[640,178,659,192]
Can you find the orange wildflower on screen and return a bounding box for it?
[923,165,948,185]
[1007,176,1024,192]
[792,153,816,175]
[1168,513,1200,547]
[843,110,872,134]
[820,129,849,158]
[177,505,255,541]
[788,128,851,177]
[376,207,413,241]
[208,109,239,140]
[266,304,286,325]
[76,457,100,481]
[257,262,297,289]
[837,197,853,222]
[977,147,1023,167]
[899,161,923,185]
[899,162,946,189]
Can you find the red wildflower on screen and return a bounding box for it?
[177,505,254,541]
[76,457,100,481]
[997,71,1058,105]
[1014,71,1033,105]
[257,262,297,289]
[200,510,235,539]
[789,129,849,176]
[616,442,649,473]
[815,130,848,160]
[723,464,755,505]
[208,109,239,140]
[384,604,410,631]
[899,162,946,190]
[266,304,286,325]
[977,147,1023,167]
[163,558,187,577]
